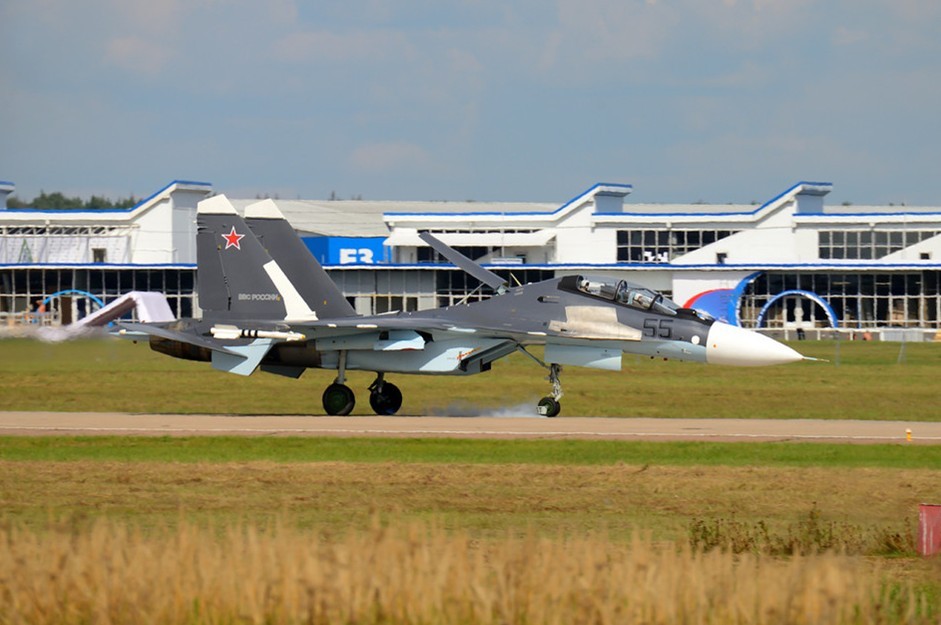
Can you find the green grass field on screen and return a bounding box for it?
[2,337,940,418]
[3,435,941,467]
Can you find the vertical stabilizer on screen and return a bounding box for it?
[245,199,357,318]
[197,195,316,321]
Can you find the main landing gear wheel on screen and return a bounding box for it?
[368,375,403,416]
[537,396,561,418]
[323,383,355,416]
[369,383,403,415]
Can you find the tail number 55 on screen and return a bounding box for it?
[643,318,673,339]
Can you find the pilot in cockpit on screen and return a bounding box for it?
[615,281,656,310]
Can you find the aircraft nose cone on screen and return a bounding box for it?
[705,322,804,366]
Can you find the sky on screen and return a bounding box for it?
[2,0,940,206]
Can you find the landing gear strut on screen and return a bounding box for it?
[322,351,355,416]
[517,347,564,417]
[368,373,403,416]
[537,363,563,417]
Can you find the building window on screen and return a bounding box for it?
[616,229,738,263]
[740,270,941,329]
[818,230,939,260]
[92,248,107,263]
[431,268,553,307]
[373,295,418,314]
[0,267,198,325]
[435,270,490,307]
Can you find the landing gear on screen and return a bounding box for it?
[537,396,561,418]
[536,363,564,417]
[322,351,355,416]
[323,383,355,416]
[368,373,403,416]
[320,355,403,416]
[516,347,565,417]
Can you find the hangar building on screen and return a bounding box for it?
[3,178,941,336]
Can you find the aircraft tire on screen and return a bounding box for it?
[369,382,403,416]
[538,397,561,418]
[323,383,355,416]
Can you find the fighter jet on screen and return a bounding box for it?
[119,195,805,417]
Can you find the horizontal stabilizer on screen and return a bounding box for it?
[211,339,275,376]
[117,322,237,355]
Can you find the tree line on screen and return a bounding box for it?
[6,191,139,209]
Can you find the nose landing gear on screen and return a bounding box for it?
[517,346,565,417]
[537,363,563,417]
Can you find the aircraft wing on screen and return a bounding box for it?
[118,322,239,354]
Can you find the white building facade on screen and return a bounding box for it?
[3,179,941,334]
[381,181,941,333]
[0,181,211,324]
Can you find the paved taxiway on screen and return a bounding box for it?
[1,411,939,443]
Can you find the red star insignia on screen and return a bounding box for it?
[222,226,245,250]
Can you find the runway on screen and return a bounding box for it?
[1,411,939,443]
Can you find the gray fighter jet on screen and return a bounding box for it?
[119,195,805,417]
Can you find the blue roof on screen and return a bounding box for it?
[594,181,834,218]
[3,180,212,214]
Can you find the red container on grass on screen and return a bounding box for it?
[919,504,941,557]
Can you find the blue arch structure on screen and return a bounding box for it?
[728,271,763,326]
[682,271,763,326]
[755,290,838,328]
[42,289,106,309]
[42,290,107,323]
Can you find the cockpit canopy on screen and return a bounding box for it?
[563,275,681,316]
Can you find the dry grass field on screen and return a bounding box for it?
[2,456,939,623]
[1,460,936,543]
[3,519,936,625]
